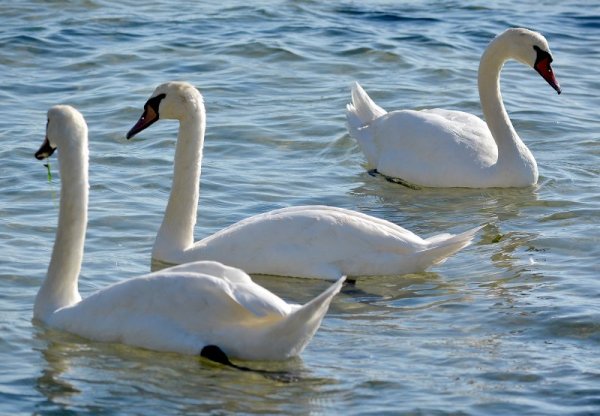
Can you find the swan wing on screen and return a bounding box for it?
[195,206,425,256]
[50,263,292,342]
[179,206,434,279]
[364,109,497,186]
[152,263,296,317]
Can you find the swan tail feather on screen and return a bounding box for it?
[346,82,387,129]
[263,276,345,359]
[346,82,387,166]
[420,225,484,267]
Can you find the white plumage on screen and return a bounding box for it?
[126,81,481,281]
[34,105,343,361]
[346,28,561,188]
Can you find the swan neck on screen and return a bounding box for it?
[155,109,205,257]
[478,37,535,162]
[478,36,538,184]
[478,40,517,153]
[35,141,87,320]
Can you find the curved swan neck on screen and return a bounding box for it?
[478,35,536,169]
[154,105,206,257]
[35,137,87,320]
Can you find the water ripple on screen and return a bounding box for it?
[1,0,599,415]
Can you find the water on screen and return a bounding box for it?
[1,0,599,414]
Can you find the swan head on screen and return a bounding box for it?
[35,105,87,160]
[498,28,561,94]
[126,81,204,139]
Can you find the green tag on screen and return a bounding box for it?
[44,162,52,182]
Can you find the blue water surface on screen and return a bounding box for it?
[1,1,599,414]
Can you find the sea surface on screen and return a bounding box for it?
[1,1,599,414]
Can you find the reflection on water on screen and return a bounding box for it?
[34,329,82,414]
[33,325,343,414]
[151,257,177,273]
[351,172,541,225]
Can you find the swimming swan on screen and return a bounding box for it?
[126,81,481,281]
[346,28,561,188]
[33,105,344,361]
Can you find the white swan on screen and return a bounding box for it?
[346,28,561,188]
[33,105,344,361]
[126,81,481,281]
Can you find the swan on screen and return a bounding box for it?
[125,81,481,281]
[33,105,344,361]
[346,28,561,188]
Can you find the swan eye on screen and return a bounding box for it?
[533,45,553,65]
[146,93,166,115]
[35,136,57,160]
[126,93,167,139]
